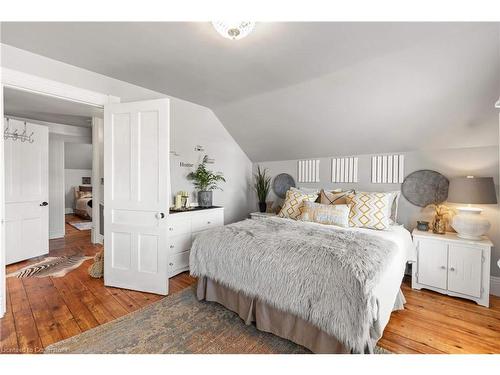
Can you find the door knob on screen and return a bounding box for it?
[169,262,173,266]
[449,267,455,271]
[156,212,165,219]
[440,266,446,269]
[40,201,48,206]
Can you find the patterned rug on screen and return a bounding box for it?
[45,287,392,354]
[68,221,92,231]
[7,255,92,278]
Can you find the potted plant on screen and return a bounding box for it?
[187,155,225,208]
[254,166,271,213]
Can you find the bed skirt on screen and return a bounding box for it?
[197,277,350,353]
[197,277,406,354]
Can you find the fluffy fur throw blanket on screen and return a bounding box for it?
[190,216,398,353]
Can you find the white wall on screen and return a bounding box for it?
[170,99,253,223]
[1,44,253,224]
[254,146,500,277]
[64,169,92,213]
[65,143,92,169]
[48,135,65,238]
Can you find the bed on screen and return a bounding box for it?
[190,215,415,353]
[74,185,93,219]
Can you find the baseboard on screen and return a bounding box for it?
[490,276,500,297]
[65,208,74,214]
[49,231,65,240]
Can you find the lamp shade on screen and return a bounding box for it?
[447,176,497,204]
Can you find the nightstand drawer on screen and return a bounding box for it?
[168,250,190,275]
[167,233,192,254]
[192,211,223,232]
[166,217,191,236]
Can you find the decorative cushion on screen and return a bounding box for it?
[299,201,350,227]
[390,191,401,224]
[319,189,353,205]
[79,185,92,192]
[346,191,395,230]
[79,191,92,199]
[278,189,318,220]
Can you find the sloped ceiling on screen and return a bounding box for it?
[1,22,499,161]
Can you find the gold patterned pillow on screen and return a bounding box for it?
[278,189,318,220]
[346,192,395,230]
[299,201,350,227]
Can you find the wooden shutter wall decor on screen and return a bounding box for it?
[331,157,358,183]
[371,154,405,184]
[297,159,320,183]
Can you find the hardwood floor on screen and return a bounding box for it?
[0,216,499,354]
[0,215,196,354]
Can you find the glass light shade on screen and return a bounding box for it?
[212,22,255,40]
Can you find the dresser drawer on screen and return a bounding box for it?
[167,233,192,254]
[192,211,223,232]
[168,250,190,275]
[166,217,191,236]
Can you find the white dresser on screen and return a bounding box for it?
[166,207,224,277]
[411,229,492,307]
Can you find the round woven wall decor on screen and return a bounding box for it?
[402,169,449,207]
[272,173,296,199]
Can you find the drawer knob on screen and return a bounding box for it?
[170,245,174,249]
[440,266,446,269]
[449,267,455,272]
[169,262,173,266]
[169,227,173,231]
[207,221,211,224]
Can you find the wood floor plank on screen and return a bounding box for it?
[0,286,19,354]
[6,277,43,354]
[22,277,65,348]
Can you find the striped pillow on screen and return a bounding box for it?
[278,189,318,220]
[299,201,350,227]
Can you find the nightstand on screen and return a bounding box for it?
[250,212,277,219]
[411,229,492,307]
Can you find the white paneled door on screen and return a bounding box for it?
[4,119,49,265]
[104,99,170,295]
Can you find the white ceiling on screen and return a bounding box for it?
[3,87,102,127]
[2,22,499,161]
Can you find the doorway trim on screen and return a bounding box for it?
[0,68,120,317]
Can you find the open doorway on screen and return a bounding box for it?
[3,86,103,266]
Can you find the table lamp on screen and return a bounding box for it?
[447,176,497,240]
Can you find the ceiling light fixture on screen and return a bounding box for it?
[212,22,255,40]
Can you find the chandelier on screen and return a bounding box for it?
[212,22,255,40]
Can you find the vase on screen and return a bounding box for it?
[198,191,212,208]
[433,215,446,234]
[258,202,267,213]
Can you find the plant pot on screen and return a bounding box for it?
[198,191,213,208]
[258,202,267,213]
[432,215,446,234]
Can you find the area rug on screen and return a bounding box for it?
[7,255,92,278]
[44,287,391,354]
[68,221,92,231]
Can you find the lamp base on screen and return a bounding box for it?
[451,207,490,241]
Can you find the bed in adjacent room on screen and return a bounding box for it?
[190,191,415,354]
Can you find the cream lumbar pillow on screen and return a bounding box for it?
[278,189,318,220]
[299,201,350,228]
[346,191,396,230]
